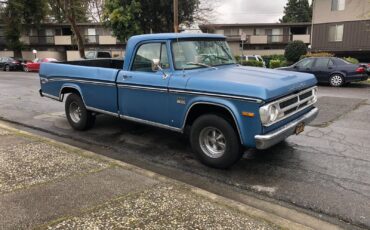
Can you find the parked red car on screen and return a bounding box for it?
[23,58,58,72]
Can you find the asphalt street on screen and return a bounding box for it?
[0,71,369,229]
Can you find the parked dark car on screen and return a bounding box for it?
[0,57,24,71]
[278,57,368,87]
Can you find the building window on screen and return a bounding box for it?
[331,0,345,11]
[255,28,265,36]
[328,24,344,42]
[224,28,239,36]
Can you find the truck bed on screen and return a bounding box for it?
[58,58,124,70]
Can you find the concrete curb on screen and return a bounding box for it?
[0,122,343,230]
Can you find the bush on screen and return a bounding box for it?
[234,55,241,63]
[302,52,334,59]
[241,60,264,67]
[262,54,285,62]
[269,60,282,69]
[343,57,359,64]
[284,40,308,62]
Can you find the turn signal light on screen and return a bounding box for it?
[242,112,255,117]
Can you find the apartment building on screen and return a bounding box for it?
[312,0,370,61]
[200,22,311,56]
[0,23,124,61]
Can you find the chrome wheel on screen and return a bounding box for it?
[69,102,82,123]
[330,75,343,87]
[24,66,29,72]
[5,65,10,72]
[199,127,226,158]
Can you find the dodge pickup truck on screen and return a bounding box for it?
[39,33,318,168]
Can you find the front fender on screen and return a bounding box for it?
[181,96,262,146]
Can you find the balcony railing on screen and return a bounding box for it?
[29,36,55,45]
[267,35,292,44]
[85,35,99,44]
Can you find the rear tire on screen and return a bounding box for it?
[190,114,242,169]
[65,93,95,130]
[329,74,344,87]
[4,65,10,72]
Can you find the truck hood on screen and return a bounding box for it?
[185,65,317,101]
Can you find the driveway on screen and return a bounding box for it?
[0,71,369,229]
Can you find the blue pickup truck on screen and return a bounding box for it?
[39,33,318,168]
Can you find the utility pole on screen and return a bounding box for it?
[173,0,179,32]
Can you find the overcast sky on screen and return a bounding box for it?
[211,0,312,24]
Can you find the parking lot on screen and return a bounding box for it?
[1,71,370,229]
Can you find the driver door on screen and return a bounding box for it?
[117,42,171,125]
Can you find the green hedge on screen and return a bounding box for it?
[240,60,264,67]
[343,57,359,64]
[269,60,282,69]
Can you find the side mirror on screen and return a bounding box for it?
[151,58,161,72]
[151,59,169,79]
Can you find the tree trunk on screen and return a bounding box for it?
[68,16,85,59]
[14,50,22,59]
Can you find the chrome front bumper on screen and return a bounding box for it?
[255,107,319,150]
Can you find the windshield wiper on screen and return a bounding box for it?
[186,62,217,69]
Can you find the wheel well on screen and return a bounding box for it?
[60,87,82,101]
[185,104,238,131]
[61,87,80,95]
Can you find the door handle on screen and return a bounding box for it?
[122,75,132,80]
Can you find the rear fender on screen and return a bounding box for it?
[59,83,86,104]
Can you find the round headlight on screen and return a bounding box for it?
[309,88,318,104]
[269,105,279,122]
[259,106,270,124]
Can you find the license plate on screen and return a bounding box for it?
[295,122,305,135]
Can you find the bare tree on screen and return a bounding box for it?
[88,0,104,22]
[54,0,86,58]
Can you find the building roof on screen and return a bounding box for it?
[200,22,311,28]
[129,33,226,42]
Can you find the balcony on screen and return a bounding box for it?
[99,35,117,45]
[85,35,99,44]
[29,36,55,45]
[55,36,72,45]
[292,34,311,43]
[267,35,291,44]
[250,35,268,44]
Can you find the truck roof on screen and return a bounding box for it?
[128,33,226,43]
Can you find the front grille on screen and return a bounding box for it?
[277,87,317,117]
[279,97,298,109]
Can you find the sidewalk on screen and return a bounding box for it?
[0,122,334,230]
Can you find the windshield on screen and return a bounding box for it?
[172,40,235,70]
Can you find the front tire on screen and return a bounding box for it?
[190,114,242,169]
[65,93,95,130]
[4,65,10,72]
[329,74,344,87]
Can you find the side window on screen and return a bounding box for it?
[296,59,314,68]
[132,43,169,72]
[85,51,95,59]
[314,58,330,68]
[328,59,335,66]
[97,52,111,58]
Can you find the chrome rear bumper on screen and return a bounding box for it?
[255,107,319,150]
